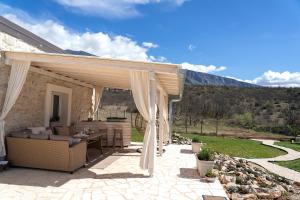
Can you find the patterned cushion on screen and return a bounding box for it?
[10,132,29,138]
[28,127,46,135]
[70,138,82,147]
[41,129,53,135]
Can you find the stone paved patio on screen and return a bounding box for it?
[0,144,227,200]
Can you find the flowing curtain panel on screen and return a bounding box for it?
[130,70,157,176]
[0,60,30,158]
[162,95,169,143]
[158,91,169,155]
[92,86,104,118]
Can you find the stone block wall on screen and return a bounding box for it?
[0,31,42,52]
[0,65,93,133]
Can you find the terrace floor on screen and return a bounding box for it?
[0,144,227,200]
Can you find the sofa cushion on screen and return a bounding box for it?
[10,132,29,138]
[50,135,72,145]
[70,138,82,147]
[28,127,46,135]
[29,133,49,140]
[55,126,70,136]
[41,129,53,135]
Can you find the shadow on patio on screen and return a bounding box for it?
[0,147,147,188]
[178,167,200,179]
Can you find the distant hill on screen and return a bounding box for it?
[184,69,259,88]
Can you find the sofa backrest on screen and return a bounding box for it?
[6,137,70,170]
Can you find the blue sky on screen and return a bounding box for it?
[1,0,300,86]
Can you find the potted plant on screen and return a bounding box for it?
[196,148,215,177]
[192,137,203,153]
[204,169,217,182]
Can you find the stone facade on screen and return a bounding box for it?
[0,65,93,133]
[0,31,42,52]
[0,30,93,133]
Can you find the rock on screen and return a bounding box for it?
[269,189,282,199]
[238,185,252,194]
[226,183,238,193]
[275,184,286,194]
[220,175,235,184]
[294,181,300,187]
[251,183,259,189]
[242,193,258,200]
[230,193,243,200]
[215,153,298,200]
[256,192,270,199]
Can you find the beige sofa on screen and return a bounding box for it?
[6,137,86,173]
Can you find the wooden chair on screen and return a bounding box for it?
[98,128,108,151]
[113,128,123,149]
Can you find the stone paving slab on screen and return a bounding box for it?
[0,144,228,200]
[248,139,300,182]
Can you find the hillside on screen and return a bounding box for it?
[101,85,300,136]
[184,69,258,88]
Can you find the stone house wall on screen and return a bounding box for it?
[0,64,93,133]
[0,31,42,52]
[0,30,93,133]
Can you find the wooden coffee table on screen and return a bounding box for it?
[73,133,104,162]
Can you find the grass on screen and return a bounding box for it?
[174,120,288,140]
[275,159,300,173]
[131,128,144,142]
[183,133,286,158]
[275,141,300,152]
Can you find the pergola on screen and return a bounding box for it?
[0,51,184,176]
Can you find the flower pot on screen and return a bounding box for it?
[192,142,202,153]
[196,156,214,177]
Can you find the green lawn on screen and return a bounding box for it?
[275,159,300,173]
[274,141,300,152]
[183,133,286,158]
[131,128,144,142]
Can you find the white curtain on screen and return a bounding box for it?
[92,86,104,118]
[162,95,169,143]
[130,70,157,176]
[158,91,169,155]
[0,60,30,158]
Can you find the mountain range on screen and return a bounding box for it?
[183,69,259,88]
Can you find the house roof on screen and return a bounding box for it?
[4,51,183,95]
[0,16,65,54]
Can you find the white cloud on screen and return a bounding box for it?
[1,3,165,62]
[54,0,187,18]
[188,44,196,51]
[142,42,158,48]
[245,70,300,87]
[181,62,227,73]
[150,55,167,62]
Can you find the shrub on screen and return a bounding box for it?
[192,137,201,143]
[197,148,215,161]
[205,169,216,178]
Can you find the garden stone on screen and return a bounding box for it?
[230,193,243,200]
[256,192,270,199]
[242,193,257,200]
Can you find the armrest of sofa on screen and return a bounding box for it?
[68,141,87,172]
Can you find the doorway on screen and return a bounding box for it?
[45,84,72,127]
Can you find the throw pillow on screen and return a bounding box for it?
[28,127,46,134]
